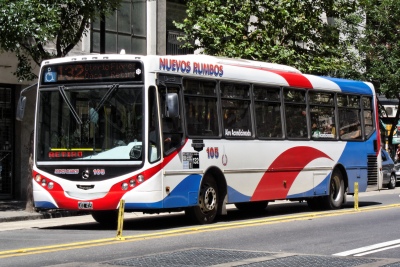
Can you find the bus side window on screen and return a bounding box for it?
[363,97,374,139]
[308,91,335,139]
[254,85,283,139]
[183,79,219,137]
[284,88,307,139]
[221,82,252,138]
[338,94,361,140]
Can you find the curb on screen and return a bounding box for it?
[0,210,87,223]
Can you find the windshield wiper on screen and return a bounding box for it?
[58,86,83,124]
[95,84,119,112]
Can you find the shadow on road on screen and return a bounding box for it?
[42,200,382,231]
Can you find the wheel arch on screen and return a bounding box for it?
[203,166,227,216]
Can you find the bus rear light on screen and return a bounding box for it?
[137,174,145,183]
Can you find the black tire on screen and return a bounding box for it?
[234,201,268,212]
[186,175,218,224]
[91,210,119,226]
[388,174,396,189]
[321,169,345,209]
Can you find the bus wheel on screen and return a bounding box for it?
[186,175,218,224]
[323,169,345,209]
[91,210,118,226]
[234,201,268,212]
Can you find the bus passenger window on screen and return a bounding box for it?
[254,86,282,139]
[183,79,219,137]
[221,82,252,138]
[363,97,374,138]
[338,94,361,140]
[284,88,307,139]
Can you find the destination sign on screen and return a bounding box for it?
[42,61,143,84]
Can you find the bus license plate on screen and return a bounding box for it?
[78,202,93,209]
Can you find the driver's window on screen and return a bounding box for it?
[159,85,183,155]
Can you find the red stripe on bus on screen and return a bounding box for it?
[266,70,313,89]
[251,146,332,201]
[225,63,313,89]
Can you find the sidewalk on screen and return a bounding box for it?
[0,200,82,223]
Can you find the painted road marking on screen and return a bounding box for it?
[1,204,400,259]
[333,239,400,257]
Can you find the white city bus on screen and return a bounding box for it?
[21,54,382,224]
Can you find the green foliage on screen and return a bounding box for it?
[0,0,122,81]
[175,0,364,76]
[357,0,400,144]
[358,0,400,98]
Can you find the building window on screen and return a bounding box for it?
[91,0,146,54]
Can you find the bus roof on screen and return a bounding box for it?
[41,54,375,95]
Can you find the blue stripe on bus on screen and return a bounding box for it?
[163,174,202,208]
[227,186,251,203]
[34,201,58,209]
[321,77,372,94]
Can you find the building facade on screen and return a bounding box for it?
[0,0,189,200]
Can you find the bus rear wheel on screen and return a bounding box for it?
[186,175,218,224]
[91,210,119,226]
[322,169,345,209]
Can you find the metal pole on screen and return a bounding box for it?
[116,199,125,240]
[354,182,359,211]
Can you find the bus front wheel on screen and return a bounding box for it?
[323,169,345,209]
[186,175,218,224]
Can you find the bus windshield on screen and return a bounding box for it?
[36,84,143,162]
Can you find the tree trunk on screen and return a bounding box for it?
[25,131,34,212]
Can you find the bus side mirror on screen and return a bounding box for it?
[16,96,27,121]
[166,93,179,118]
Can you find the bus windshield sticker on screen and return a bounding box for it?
[183,152,199,169]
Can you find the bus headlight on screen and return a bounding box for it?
[137,174,145,183]
[129,179,136,187]
[48,182,54,190]
[121,182,128,191]
[41,179,47,187]
[35,174,42,182]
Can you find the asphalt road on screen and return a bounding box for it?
[1,187,400,267]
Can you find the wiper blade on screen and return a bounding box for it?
[58,86,83,124]
[95,84,119,112]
